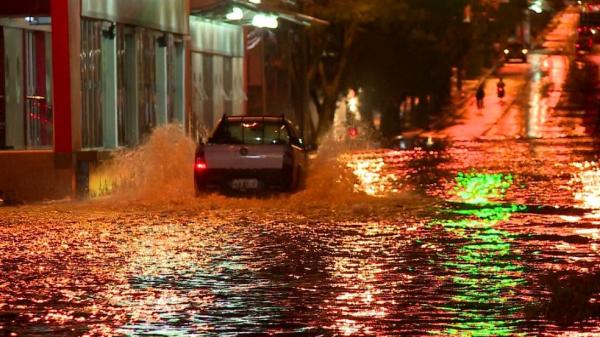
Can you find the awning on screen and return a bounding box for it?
[82,0,188,35]
[190,0,327,27]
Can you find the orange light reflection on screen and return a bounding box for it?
[341,151,400,197]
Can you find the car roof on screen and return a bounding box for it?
[223,115,288,123]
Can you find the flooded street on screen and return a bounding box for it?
[2,9,600,337]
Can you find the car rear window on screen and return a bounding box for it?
[212,120,291,145]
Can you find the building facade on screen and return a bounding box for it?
[0,0,319,201]
[0,0,188,201]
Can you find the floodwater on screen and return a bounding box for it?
[2,9,600,337]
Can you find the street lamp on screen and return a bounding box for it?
[529,0,544,14]
[252,14,278,28]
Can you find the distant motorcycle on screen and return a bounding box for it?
[497,86,505,99]
[496,79,506,99]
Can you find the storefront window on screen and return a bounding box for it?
[81,19,103,148]
[190,18,245,141]
[83,20,184,149]
[191,52,244,139]
[0,25,52,150]
[138,28,157,139]
[117,25,139,147]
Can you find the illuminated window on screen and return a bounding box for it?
[0,26,53,150]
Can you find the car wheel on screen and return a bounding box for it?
[194,179,205,197]
[296,168,306,191]
[285,168,301,192]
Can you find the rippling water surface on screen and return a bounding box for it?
[2,9,600,336]
[1,132,600,336]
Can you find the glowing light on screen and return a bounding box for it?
[529,1,543,13]
[430,172,525,336]
[571,162,600,219]
[452,172,514,205]
[329,225,392,336]
[195,160,207,171]
[252,14,278,28]
[348,97,359,113]
[342,153,398,197]
[225,7,244,21]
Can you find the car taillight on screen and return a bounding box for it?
[195,158,207,171]
[195,149,207,171]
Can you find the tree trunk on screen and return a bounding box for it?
[316,94,338,141]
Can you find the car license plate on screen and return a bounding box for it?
[230,179,259,190]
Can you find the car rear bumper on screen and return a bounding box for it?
[505,54,526,63]
[195,168,293,190]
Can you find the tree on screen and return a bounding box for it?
[349,0,468,131]
[293,0,536,141]
[296,0,409,141]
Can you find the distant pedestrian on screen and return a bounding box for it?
[476,83,485,109]
[496,77,505,100]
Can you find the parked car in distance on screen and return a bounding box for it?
[383,132,450,151]
[503,42,528,63]
[194,115,307,194]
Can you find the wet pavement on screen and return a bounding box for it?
[2,8,600,337]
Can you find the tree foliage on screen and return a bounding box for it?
[292,0,410,139]
[293,0,542,140]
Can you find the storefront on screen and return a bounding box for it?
[80,0,187,149]
[0,0,188,201]
[0,15,53,151]
[189,0,324,140]
[0,0,321,202]
[189,17,245,142]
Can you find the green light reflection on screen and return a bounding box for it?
[430,172,527,337]
[453,172,514,205]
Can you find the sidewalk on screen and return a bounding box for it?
[438,71,525,140]
[429,65,501,133]
[430,7,575,141]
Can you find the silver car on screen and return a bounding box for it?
[194,115,307,193]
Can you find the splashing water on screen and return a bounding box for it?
[90,125,196,203]
[86,124,411,215]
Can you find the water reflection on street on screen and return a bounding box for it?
[2,11,600,337]
[1,132,599,336]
